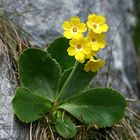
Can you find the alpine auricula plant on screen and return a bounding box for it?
[12,14,126,139]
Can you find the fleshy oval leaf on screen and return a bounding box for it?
[58,88,126,127]
[55,112,77,138]
[47,37,75,72]
[12,87,52,123]
[19,48,61,101]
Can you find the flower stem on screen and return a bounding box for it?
[56,61,79,101]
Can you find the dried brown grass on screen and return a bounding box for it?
[28,106,140,140]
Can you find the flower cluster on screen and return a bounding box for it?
[62,14,109,72]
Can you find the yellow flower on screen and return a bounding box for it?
[67,37,91,63]
[62,16,87,39]
[84,58,105,72]
[85,50,96,59]
[87,14,109,34]
[87,31,107,51]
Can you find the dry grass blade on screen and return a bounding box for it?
[0,10,34,83]
[29,108,140,140]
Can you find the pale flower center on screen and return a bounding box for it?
[92,23,98,29]
[76,44,83,51]
[72,27,78,33]
[91,38,96,43]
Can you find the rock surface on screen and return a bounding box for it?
[0,40,29,140]
[0,0,139,139]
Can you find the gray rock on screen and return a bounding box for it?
[0,40,29,140]
[0,0,139,139]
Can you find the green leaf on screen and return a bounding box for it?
[55,112,77,138]
[12,87,52,123]
[19,48,61,101]
[47,37,75,72]
[58,88,126,127]
[59,62,96,101]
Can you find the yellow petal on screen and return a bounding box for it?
[91,66,98,72]
[84,58,105,72]
[98,59,105,67]
[85,53,94,59]
[73,32,83,38]
[92,59,105,72]
[64,31,73,39]
[95,16,105,24]
[98,41,106,49]
[79,37,89,46]
[69,38,78,47]
[83,46,91,54]
[78,23,87,32]
[91,62,98,72]
[84,63,91,72]
[99,24,109,32]
[85,51,93,58]
[87,21,93,29]
[67,47,76,56]
[75,52,84,61]
[70,16,80,25]
[91,44,99,51]
[79,59,85,63]
[62,21,71,30]
[98,33,105,39]
[88,14,96,21]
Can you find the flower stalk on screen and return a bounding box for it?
[56,61,79,102]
